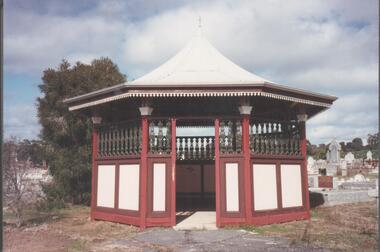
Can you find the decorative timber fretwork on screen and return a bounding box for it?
[249,120,300,156]
[176,136,215,160]
[148,119,171,154]
[97,120,141,157]
[219,119,243,155]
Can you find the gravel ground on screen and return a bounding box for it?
[94,228,330,252]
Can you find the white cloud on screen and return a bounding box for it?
[5,9,125,74]
[308,92,378,143]
[4,0,378,144]
[119,0,378,144]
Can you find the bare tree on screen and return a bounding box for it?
[3,137,32,227]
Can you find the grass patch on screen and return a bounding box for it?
[310,208,326,219]
[69,239,87,251]
[231,202,378,251]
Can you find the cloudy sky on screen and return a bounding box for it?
[4,0,378,144]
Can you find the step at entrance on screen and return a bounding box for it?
[174,211,217,230]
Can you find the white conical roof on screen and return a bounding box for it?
[130,30,271,86]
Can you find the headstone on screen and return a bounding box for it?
[344,152,355,164]
[327,163,339,176]
[308,156,315,168]
[307,156,318,174]
[327,139,341,164]
[353,174,365,182]
[366,151,373,161]
[308,175,319,188]
[340,160,347,176]
[333,177,339,189]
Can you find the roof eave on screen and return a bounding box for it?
[63,82,127,104]
[64,81,337,108]
[261,82,337,102]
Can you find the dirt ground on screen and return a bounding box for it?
[3,202,378,252]
[4,206,139,252]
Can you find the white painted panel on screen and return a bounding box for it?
[153,163,166,211]
[253,164,278,211]
[97,165,115,208]
[281,164,303,208]
[119,164,140,211]
[225,163,239,212]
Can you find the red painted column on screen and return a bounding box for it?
[242,115,252,223]
[91,126,98,220]
[140,116,149,230]
[170,118,177,226]
[299,120,310,216]
[214,118,221,227]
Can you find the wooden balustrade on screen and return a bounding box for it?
[219,120,242,154]
[149,120,171,154]
[249,121,300,156]
[97,121,141,157]
[176,136,215,160]
[96,118,300,159]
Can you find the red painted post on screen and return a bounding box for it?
[91,127,98,220]
[242,115,252,222]
[140,116,149,230]
[170,117,177,226]
[214,118,221,227]
[299,120,310,216]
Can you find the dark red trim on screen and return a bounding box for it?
[96,154,140,161]
[250,158,309,227]
[93,159,115,212]
[299,121,310,215]
[251,154,303,160]
[146,217,173,227]
[140,116,149,230]
[219,210,309,227]
[242,115,252,223]
[219,158,245,220]
[93,210,140,226]
[250,210,309,225]
[114,164,120,209]
[218,153,244,158]
[214,118,221,227]
[170,118,177,226]
[147,158,171,219]
[93,159,141,217]
[276,162,283,210]
[91,128,98,220]
[147,154,171,158]
[219,217,246,226]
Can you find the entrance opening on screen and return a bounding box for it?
[176,161,215,211]
[175,122,216,228]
